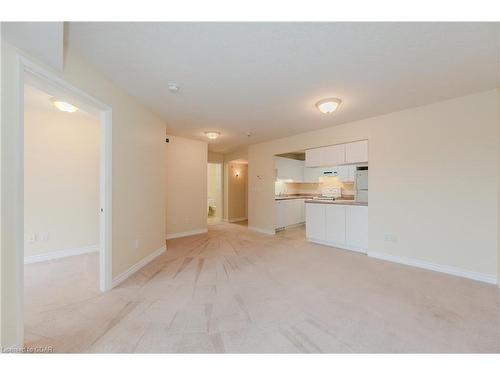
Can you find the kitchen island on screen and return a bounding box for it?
[305,199,368,253]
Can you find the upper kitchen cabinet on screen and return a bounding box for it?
[305,140,368,167]
[305,148,324,167]
[275,156,304,182]
[345,140,368,164]
[323,144,346,166]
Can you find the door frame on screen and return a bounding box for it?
[15,55,113,345]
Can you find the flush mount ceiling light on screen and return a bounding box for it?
[50,98,79,113]
[315,98,341,114]
[168,83,180,93]
[204,131,220,140]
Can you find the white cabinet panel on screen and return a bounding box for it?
[306,203,325,240]
[303,167,322,182]
[275,156,304,182]
[337,165,356,182]
[322,144,345,166]
[305,148,324,167]
[275,201,285,229]
[325,205,346,244]
[346,206,368,250]
[345,140,368,164]
[277,199,306,229]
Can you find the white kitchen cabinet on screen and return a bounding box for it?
[285,199,303,227]
[337,165,356,182]
[322,144,345,166]
[325,204,346,244]
[305,202,368,253]
[305,148,324,167]
[276,199,306,229]
[346,205,368,250]
[275,156,304,182]
[305,203,325,240]
[305,140,368,168]
[345,140,368,164]
[303,167,323,182]
[275,201,286,229]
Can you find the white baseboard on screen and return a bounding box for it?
[368,251,497,285]
[307,238,367,254]
[112,245,166,288]
[248,226,276,235]
[227,217,247,223]
[165,228,208,240]
[24,244,99,264]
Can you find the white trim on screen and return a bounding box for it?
[248,226,276,235]
[368,251,497,285]
[307,238,367,254]
[24,244,99,264]
[227,217,247,223]
[112,245,166,288]
[166,228,208,240]
[18,55,113,294]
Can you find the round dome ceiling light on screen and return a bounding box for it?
[168,83,180,93]
[204,131,220,140]
[315,98,341,114]
[50,98,79,113]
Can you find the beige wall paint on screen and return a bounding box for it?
[248,90,498,278]
[1,42,167,346]
[208,151,224,164]
[166,135,208,236]
[498,87,500,281]
[24,95,100,257]
[226,163,248,221]
[224,147,248,163]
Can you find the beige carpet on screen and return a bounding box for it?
[24,223,500,353]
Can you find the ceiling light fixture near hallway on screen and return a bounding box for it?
[50,98,79,113]
[316,98,341,114]
[204,131,220,140]
[168,83,180,93]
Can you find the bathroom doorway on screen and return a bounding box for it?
[207,163,223,224]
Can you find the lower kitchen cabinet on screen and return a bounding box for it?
[305,203,325,239]
[276,199,306,229]
[305,203,368,253]
[325,205,346,244]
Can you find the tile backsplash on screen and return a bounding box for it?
[275,177,355,196]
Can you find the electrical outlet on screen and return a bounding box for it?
[384,234,398,243]
[28,233,37,243]
[134,239,139,250]
[39,231,50,241]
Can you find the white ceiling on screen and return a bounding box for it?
[3,22,65,72]
[67,22,499,152]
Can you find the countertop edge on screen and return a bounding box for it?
[304,200,368,206]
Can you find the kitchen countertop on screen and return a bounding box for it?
[275,195,316,200]
[305,199,368,206]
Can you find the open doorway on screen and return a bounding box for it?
[19,62,112,348]
[224,159,248,226]
[207,162,223,224]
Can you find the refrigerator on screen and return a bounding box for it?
[355,170,368,202]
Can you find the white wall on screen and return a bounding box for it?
[248,90,498,280]
[1,41,167,347]
[24,86,100,257]
[165,135,208,238]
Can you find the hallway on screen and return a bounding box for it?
[24,223,500,353]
